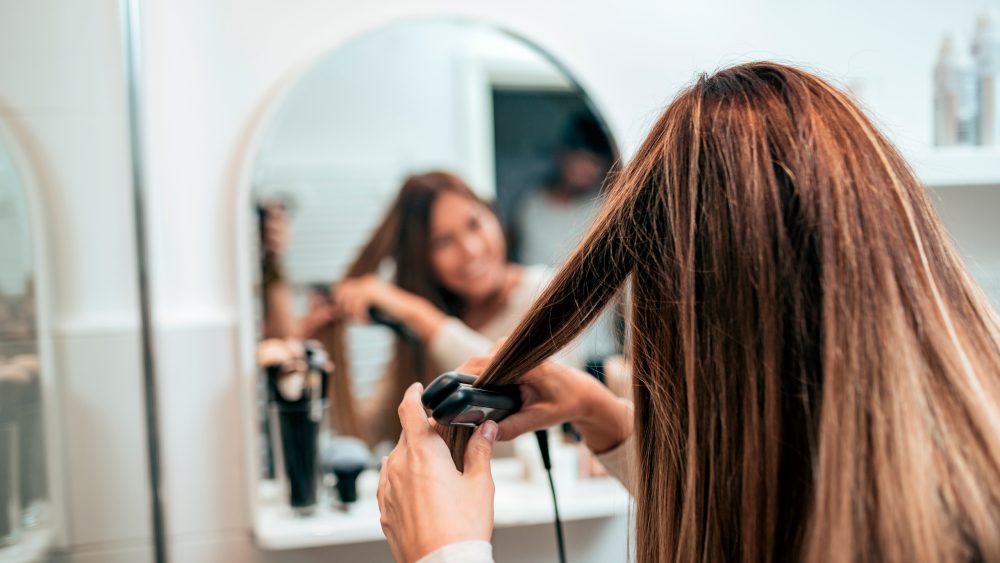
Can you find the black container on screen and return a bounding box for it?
[0,421,19,547]
[263,339,330,516]
[17,374,46,526]
[270,401,326,515]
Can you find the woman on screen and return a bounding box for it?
[324,171,592,443]
[378,62,1000,562]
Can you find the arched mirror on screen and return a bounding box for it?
[0,132,54,558]
[244,19,629,547]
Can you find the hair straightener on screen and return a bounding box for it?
[366,306,567,562]
[421,372,521,426]
[367,306,421,344]
[422,372,567,563]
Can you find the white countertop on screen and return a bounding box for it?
[254,450,631,551]
[909,147,1000,188]
[0,527,54,563]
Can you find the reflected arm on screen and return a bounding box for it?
[261,278,300,339]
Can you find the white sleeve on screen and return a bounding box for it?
[416,540,494,563]
[428,317,496,371]
[594,433,636,496]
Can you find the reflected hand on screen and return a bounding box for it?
[377,383,497,562]
[332,275,399,324]
[255,338,294,368]
[260,203,290,256]
[456,355,633,454]
[300,303,339,338]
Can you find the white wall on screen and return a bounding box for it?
[0,1,154,561]
[929,184,1000,309]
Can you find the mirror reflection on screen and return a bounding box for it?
[0,137,48,551]
[250,20,625,513]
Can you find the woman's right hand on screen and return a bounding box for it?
[332,275,400,324]
[455,356,633,454]
[300,303,340,339]
[332,275,447,341]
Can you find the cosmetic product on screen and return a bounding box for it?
[320,436,370,508]
[256,339,291,480]
[974,10,1000,145]
[935,33,979,145]
[0,364,23,547]
[264,340,330,516]
[14,362,45,528]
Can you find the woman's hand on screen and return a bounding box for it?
[260,202,290,257]
[332,275,399,323]
[378,383,498,563]
[456,356,633,454]
[299,302,339,339]
[332,275,447,341]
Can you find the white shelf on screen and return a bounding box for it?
[909,148,1000,188]
[254,456,630,551]
[0,527,54,563]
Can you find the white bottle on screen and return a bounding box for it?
[973,10,1000,145]
[935,33,979,146]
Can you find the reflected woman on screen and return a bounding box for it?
[323,171,589,444]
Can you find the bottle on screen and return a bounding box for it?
[935,34,979,146]
[973,10,1000,145]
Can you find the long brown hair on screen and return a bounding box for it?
[441,62,1000,562]
[323,171,495,443]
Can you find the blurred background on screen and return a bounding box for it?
[0,1,998,562]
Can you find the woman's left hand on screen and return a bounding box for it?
[377,383,498,562]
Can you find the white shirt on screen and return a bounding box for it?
[515,191,621,361]
[517,190,602,268]
[428,264,584,371]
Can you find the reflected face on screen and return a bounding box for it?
[428,192,507,303]
[560,150,605,194]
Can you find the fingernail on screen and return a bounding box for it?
[480,420,498,442]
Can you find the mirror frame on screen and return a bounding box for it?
[0,118,70,549]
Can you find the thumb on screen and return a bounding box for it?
[463,421,499,477]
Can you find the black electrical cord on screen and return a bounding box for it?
[535,429,567,563]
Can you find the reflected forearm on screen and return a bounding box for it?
[389,290,448,343]
[263,282,300,339]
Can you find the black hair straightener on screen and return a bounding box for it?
[421,371,521,426]
[422,372,566,563]
[367,306,421,343]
